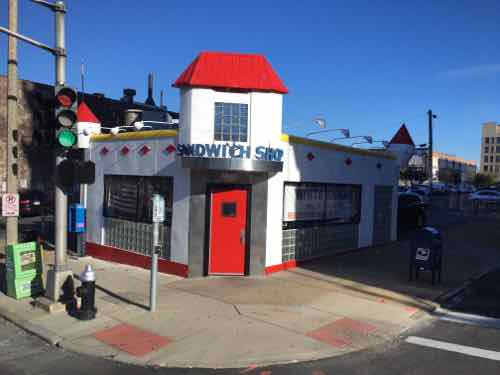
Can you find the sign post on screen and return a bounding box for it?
[2,193,19,217]
[150,194,164,313]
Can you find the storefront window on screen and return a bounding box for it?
[283,182,361,228]
[103,175,173,225]
[214,102,248,142]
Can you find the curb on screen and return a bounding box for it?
[436,265,499,304]
[0,305,61,346]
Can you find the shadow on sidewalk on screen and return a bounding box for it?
[73,273,149,311]
[292,215,500,304]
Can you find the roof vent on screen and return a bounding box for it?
[121,88,136,104]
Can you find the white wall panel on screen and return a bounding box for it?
[86,135,189,265]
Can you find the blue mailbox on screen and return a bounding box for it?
[68,203,86,233]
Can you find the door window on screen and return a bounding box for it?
[221,202,237,217]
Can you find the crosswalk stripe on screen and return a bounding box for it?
[405,336,500,361]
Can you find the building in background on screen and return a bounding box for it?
[0,75,178,193]
[480,121,500,178]
[408,150,476,184]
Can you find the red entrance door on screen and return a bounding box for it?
[209,187,248,275]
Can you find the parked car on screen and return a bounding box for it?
[19,189,49,217]
[398,186,408,193]
[408,186,431,205]
[398,192,426,229]
[468,190,500,203]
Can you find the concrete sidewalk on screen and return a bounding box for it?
[2,213,498,369]
[0,250,429,369]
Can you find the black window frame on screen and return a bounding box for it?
[103,175,173,225]
[282,181,362,229]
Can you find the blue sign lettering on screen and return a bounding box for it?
[255,146,266,160]
[205,144,221,157]
[195,144,206,157]
[177,143,284,162]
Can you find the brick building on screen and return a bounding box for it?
[0,75,178,193]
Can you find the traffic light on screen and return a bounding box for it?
[56,159,95,189]
[54,85,78,147]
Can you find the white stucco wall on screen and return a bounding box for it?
[263,139,399,267]
[249,92,283,150]
[85,134,190,265]
[179,88,283,153]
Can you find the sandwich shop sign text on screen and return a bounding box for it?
[177,143,284,162]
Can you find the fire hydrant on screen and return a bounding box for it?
[75,264,97,320]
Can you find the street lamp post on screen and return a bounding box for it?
[5,0,19,245]
[427,110,437,200]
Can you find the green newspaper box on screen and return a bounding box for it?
[5,242,44,299]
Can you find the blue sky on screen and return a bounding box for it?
[1,0,499,162]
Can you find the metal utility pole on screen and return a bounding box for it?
[427,110,436,199]
[1,0,72,303]
[6,0,19,245]
[45,0,74,303]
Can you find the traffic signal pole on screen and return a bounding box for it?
[46,1,73,302]
[54,1,68,272]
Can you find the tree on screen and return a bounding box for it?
[473,173,496,188]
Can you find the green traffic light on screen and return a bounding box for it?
[57,129,77,147]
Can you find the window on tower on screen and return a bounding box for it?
[214,102,248,142]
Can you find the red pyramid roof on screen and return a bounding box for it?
[77,101,100,123]
[173,51,289,94]
[389,124,414,146]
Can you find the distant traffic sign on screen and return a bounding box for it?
[2,193,19,217]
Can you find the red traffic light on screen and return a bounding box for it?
[56,87,77,107]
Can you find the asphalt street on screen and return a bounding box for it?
[2,309,500,375]
[442,268,500,319]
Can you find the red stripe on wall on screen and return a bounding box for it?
[265,259,297,275]
[85,242,188,278]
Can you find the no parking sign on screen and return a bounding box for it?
[2,193,19,217]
